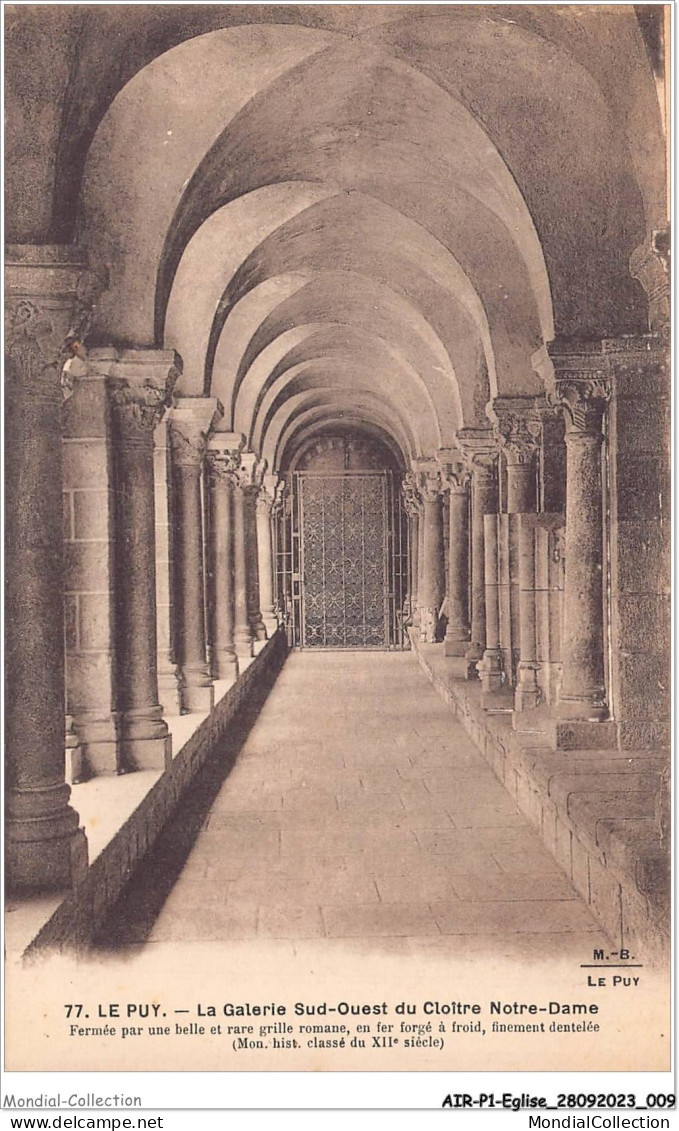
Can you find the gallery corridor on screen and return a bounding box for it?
[104,651,608,959]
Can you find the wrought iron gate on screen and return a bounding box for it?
[276,471,408,649]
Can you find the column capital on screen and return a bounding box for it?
[169,396,224,466]
[629,228,670,335]
[109,349,181,437]
[401,471,421,516]
[236,452,267,493]
[5,246,90,406]
[456,428,499,477]
[413,459,445,501]
[533,340,611,436]
[486,395,549,465]
[205,442,241,485]
[436,447,471,492]
[258,473,283,515]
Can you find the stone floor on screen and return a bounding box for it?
[102,650,610,959]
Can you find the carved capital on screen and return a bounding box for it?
[109,380,171,434]
[258,473,283,516]
[487,396,547,465]
[235,452,266,494]
[5,246,91,407]
[456,428,499,481]
[401,471,421,516]
[630,228,670,335]
[108,349,181,441]
[436,447,471,492]
[169,397,223,467]
[548,378,611,435]
[414,460,445,502]
[205,448,240,485]
[539,341,611,436]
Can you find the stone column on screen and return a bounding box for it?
[109,350,180,771]
[239,456,267,643]
[257,473,281,637]
[457,429,499,678]
[272,478,287,624]
[417,463,446,643]
[5,245,88,888]
[401,473,420,624]
[62,346,120,777]
[205,434,244,680]
[544,343,616,745]
[489,397,546,703]
[438,453,471,658]
[154,415,182,716]
[232,449,255,659]
[169,398,223,713]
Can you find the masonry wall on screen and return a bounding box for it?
[608,346,670,750]
[25,631,287,956]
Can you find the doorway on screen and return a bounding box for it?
[276,443,409,649]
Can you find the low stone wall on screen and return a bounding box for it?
[25,630,287,957]
[411,634,669,968]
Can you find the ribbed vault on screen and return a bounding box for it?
[53,6,665,471]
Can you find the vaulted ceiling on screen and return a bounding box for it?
[6,5,666,468]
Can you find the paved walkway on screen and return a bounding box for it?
[110,651,608,958]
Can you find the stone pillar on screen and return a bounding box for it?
[257,473,280,637]
[416,463,446,643]
[457,429,499,679]
[401,472,420,623]
[232,448,255,659]
[169,398,223,713]
[270,478,287,626]
[154,415,182,716]
[477,511,503,695]
[489,397,546,702]
[205,435,244,680]
[109,350,180,771]
[243,457,267,642]
[541,342,617,747]
[62,346,119,777]
[437,453,471,658]
[5,245,88,888]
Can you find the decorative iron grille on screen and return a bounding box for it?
[276,470,408,650]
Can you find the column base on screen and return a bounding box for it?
[181,682,215,714]
[444,631,470,658]
[234,629,254,659]
[158,667,183,717]
[65,716,84,784]
[514,663,541,713]
[6,781,89,891]
[464,642,483,679]
[251,617,267,642]
[6,826,88,893]
[212,649,240,681]
[118,707,172,771]
[478,649,503,695]
[70,711,120,778]
[419,607,442,643]
[263,616,279,638]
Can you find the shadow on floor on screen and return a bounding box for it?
[93,661,282,952]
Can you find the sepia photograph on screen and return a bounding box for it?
[3,0,671,1086]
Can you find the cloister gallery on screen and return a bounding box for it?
[4,4,670,961]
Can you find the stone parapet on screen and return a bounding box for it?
[410,632,669,967]
[24,630,287,955]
